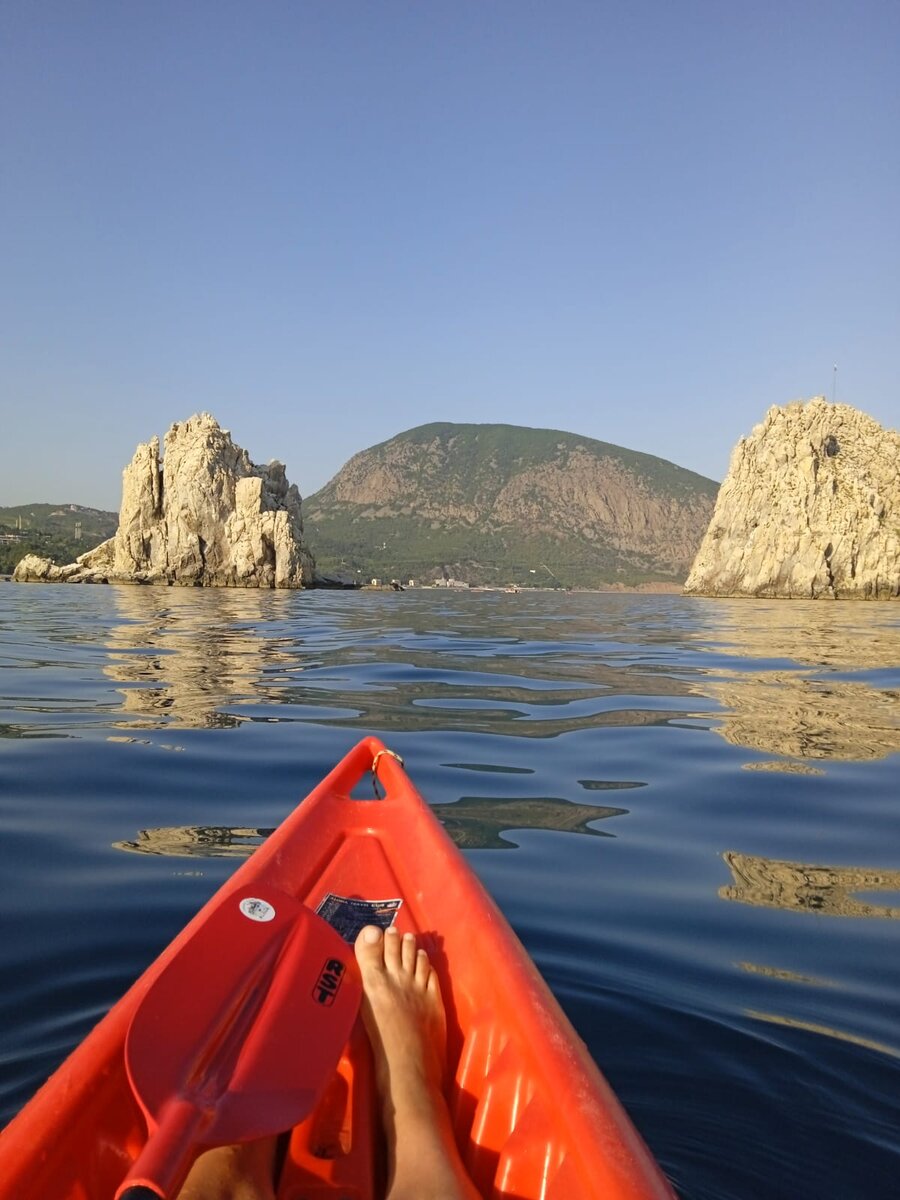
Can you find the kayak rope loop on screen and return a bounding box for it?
[371,748,404,799]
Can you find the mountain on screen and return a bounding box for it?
[0,503,118,575]
[305,423,719,588]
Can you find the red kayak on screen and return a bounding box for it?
[0,737,675,1199]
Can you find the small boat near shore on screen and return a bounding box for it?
[0,736,675,1199]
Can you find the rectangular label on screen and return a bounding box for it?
[316,893,403,944]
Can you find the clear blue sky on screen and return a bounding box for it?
[2,1,898,510]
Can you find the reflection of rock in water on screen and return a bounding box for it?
[721,852,900,918]
[114,826,273,857]
[695,600,900,671]
[745,1011,900,1059]
[100,587,712,738]
[687,599,900,762]
[578,778,646,791]
[104,586,299,729]
[737,961,833,987]
[433,795,626,849]
[742,761,825,775]
[709,672,900,761]
[114,798,627,858]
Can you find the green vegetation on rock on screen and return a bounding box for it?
[0,504,118,575]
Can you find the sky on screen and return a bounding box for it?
[2,1,898,511]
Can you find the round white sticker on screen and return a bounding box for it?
[239,897,276,923]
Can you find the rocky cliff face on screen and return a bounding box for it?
[14,414,315,587]
[684,398,900,599]
[306,422,718,587]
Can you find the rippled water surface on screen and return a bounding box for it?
[1,583,899,1198]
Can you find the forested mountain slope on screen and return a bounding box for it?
[306,423,718,587]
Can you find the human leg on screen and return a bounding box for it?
[354,924,481,1200]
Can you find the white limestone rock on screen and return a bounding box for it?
[14,414,315,587]
[684,398,900,599]
[12,541,114,583]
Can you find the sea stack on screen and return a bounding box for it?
[684,398,900,599]
[14,414,316,587]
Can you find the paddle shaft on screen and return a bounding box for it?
[117,1097,209,1200]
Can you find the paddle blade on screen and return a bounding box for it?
[121,887,361,1194]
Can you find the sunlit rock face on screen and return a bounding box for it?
[684,398,900,599]
[14,414,315,587]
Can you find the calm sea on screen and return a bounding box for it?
[1,583,899,1199]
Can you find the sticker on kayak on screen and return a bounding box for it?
[239,897,276,923]
[315,893,403,943]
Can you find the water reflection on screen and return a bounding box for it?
[113,796,627,857]
[105,586,311,729]
[689,600,900,762]
[737,962,833,987]
[721,852,900,918]
[692,599,900,671]
[6,587,900,1195]
[745,1011,900,1059]
[101,587,703,736]
[707,672,900,760]
[114,825,272,857]
[430,794,627,848]
[100,589,900,758]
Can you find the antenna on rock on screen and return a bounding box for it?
[832,364,838,403]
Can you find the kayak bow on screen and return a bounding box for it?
[0,737,675,1200]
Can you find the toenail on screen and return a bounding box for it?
[362,927,381,945]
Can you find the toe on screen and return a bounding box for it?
[426,967,442,1005]
[415,946,431,988]
[354,925,385,975]
[401,931,418,974]
[383,924,403,974]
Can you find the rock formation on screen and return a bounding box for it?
[14,414,315,587]
[684,398,900,599]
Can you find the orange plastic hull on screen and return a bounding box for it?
[0,737,675,1199]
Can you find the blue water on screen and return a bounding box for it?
[1,583,899,1199]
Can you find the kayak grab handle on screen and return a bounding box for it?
[371,747,404,799]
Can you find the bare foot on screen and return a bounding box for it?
[354,925,481,1200]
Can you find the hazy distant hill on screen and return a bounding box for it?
[305,423,719,588]
[0,503,118,574]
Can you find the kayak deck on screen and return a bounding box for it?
[0,737,674,1200]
